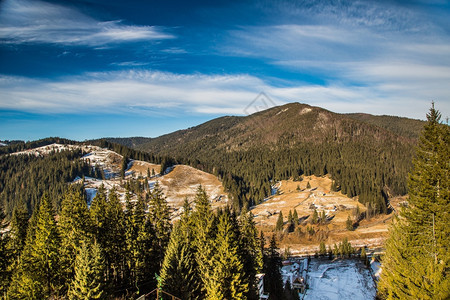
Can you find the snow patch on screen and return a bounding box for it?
[85,188,97,206]
[370,260,382,280]
[276,108,289,116]
[304,259,376,300]
[300,107,312,114]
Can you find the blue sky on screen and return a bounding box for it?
[1,0,449,141]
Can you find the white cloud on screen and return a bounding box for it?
[0,70,447,120]
[218,1,450,119]
[0,0,173,46]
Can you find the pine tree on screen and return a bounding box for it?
[121,156,128,179]
[148,181,171,271]
[8,194,60,299]
[379,104,450,299]
[328,245,333,260]
[320,210,326,224]
[287,210,294,232]
[192,185,216,298]
[275,211,284,231]
[311,208,318,224]
[104,188,127,285]
[292,209,299,227]
[0,209,10,295]
[333,243,338,257]
[319,242,327,256]
[264,235,284,300]
[7,205,29,260]
[240,207,264,299]
[360,247,368,266]
[68,240,105,300]
[3,204,29,293]
[346,215,354,231]
[59,189,92,290]
[160,199,198,300]
[123,190,135,286]
[206,211,248,300]
[126,194,155,293]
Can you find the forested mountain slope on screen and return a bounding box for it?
[115,103,421,213]
[346,113,425,140]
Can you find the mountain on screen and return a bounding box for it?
[108,102,422,213]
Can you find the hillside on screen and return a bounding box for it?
[346,113,425,140]
[0,142,228,218]
[253,175,399,255]
[113,102,419,213]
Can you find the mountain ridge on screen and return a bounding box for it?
[106,102,422,153]
[107,102,421,213]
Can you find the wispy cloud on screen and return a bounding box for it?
[218,0,450,118]
[0,0,173,46]
[0,70,445,119]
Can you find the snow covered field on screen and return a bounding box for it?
[304,259,376,300]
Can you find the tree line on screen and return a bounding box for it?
[0,150,92,218]
[0,182,296,299]
[0,182,171,299]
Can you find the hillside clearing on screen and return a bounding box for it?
[252,176,393,254]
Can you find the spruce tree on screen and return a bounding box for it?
[328,245,333,260]
[287,210,294,232]
[264,235,284,300]
[3,205,28,293]
[8,194,60,299]
[121,156,128,179]
[126,194,154,293]
[240,207,264,299]
[192,185,216,298]
[160,200,198,299]
[0,209,10,295]
[360,247,368,266]
[346,215,354,231]
[68,240,105,300]
[7,205,29,261]
[292,209,299,227]
[311,208,318,224]
[148,181,171,271]
[320,210,326,224]
[275,211,284,231]
[319,242,326,256]
[206,211,248,300]
[379,104,449,299]
[59,189,92,290]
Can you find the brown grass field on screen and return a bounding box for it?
[251,175,397,255]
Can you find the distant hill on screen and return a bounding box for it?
[0,140,228,218]
[110,102,422,213]
[103,136,154,149]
